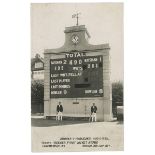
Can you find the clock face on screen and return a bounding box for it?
[71,35,79,44]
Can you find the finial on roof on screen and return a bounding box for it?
[72,12,81,26]
[35,54,40,58]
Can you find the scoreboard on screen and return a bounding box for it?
[50,53,103,98]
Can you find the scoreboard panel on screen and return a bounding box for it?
[50,54,103,98]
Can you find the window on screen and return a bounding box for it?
[35,62,43,68]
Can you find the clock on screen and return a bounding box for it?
[71,35,79,44]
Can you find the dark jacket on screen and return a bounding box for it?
[91,106,97,113]
[57,105,63,112]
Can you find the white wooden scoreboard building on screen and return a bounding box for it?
[44,25,112,121]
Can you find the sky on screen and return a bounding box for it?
[31,3,123,82]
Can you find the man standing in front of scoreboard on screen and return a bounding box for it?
[91,103,97,122]
[56,102,63,121]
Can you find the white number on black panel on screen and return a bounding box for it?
[63,60,67,64]
[54,66,64,71]
[87,63,98,69]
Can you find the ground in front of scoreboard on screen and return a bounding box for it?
[31,117,123,127]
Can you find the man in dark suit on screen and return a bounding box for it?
[56,102,63,121]
[91,103,97,122]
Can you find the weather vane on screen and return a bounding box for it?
[72,12,81,26]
